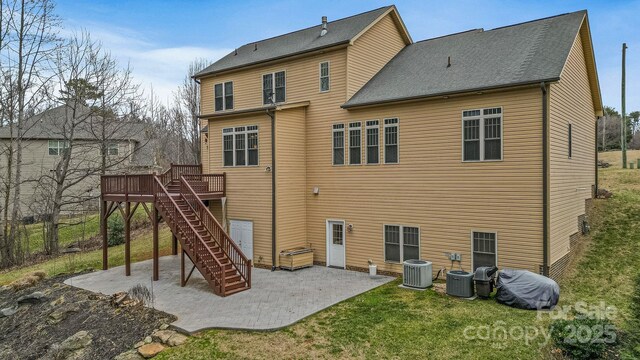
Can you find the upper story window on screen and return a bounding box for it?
[384,118,399,164]
[366,120,379,164]
[462,107,502,162]
[349,122,362,165]
[223,125,258,167]
[263,71,286,105]
[319,62,330,92]
[214,81,234,111]
[48,140,69,156]
[332,124,345,165]
[108,142,119,156]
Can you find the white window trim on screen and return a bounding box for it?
[348,121,362,166]
[214,81,233,112]
[222,125,259,167]
[365,120,380,165]
[470,230,498,271]
[332,123,345,166]
[461,107,504,162]
[383,224,421,264]
[319,61,330,93]
[261,70,286,105]
[383,117,400,164]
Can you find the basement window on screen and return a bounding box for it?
[223,126,258,166]
[384,225,420,263]
[462,107,502,161]
[319,61,330,92]
[215,81,234,111]
[472,231,497,271]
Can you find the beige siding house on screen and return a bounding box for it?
[195,6,602,279]
[0,105,157,219]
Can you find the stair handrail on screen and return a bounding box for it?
[153,176,227,294]
[179,176,251,287]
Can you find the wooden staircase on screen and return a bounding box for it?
[153,176,251,296]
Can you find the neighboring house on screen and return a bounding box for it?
[194,6,602,279]
[0,104,158,219]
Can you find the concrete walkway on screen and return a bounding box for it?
[65,256,394,333]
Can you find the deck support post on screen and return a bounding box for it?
[172,234,178,255]
[152,203,159,281]
[180,250,185,287]
[101,200,108,270]
[124,201,131,276]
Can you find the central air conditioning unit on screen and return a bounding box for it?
[403,260,433,289]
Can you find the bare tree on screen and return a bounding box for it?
[35,32,142,254]
[177,59,208,163]
[0,0,59,267]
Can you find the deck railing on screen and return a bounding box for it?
[171,164,202,181]
[101,174,155,197]
[180,176,250,288]
[182,174,226,196]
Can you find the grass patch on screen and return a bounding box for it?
[0,225,172,285]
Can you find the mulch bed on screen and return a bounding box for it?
[0,272,176,359]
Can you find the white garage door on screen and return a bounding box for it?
[229,220,253,260]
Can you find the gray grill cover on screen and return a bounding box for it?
[495,269,560,310]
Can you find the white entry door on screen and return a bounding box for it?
[229,220,253,260]
[326,220,345,268]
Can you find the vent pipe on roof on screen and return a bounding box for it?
[320,16,328,36]
[447,56,451,68]
[254,43,258,51]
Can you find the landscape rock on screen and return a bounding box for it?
[114,349,144,360]
[50,295,66,306]
[0,307,18,318]
[17,291,46,304]
[59,331,93,352]
[159,323,170,330]
[137,343,165,358]
[166,333,188,347]
[144,336,152,344]
[151,329,176,344]
[48,307,78,325]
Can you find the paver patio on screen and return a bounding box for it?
[65,255,394,333]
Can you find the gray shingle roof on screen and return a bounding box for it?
[343,10,586,108]
[194,6,393,78]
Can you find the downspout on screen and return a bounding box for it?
[541,82,549,276]
[595,117,599,197]
[267,109,276,271]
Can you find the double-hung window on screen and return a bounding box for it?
[319,62,330,92]
[472,231,497,271]
[384,118,398,164]
[384,225,420,263]
[107,142,119,156]
[214,81,234,111]
[332,124,345,165]
[263,71,286,105]
[349,122,362,165]
[462,107,502,161]
[222,125,259,166]
[48,140,69,156]
[366,120,379,164]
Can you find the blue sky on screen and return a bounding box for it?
[56,0,639,112]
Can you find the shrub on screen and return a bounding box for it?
[107,216,125,247]
[550,315,617,360]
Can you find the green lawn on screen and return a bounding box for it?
[2,152,639,359]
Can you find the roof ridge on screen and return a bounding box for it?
[412,29,484,44]
[487,9,586,32]
[235,5,392,48]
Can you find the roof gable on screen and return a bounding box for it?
[344,11,588,108]
[195,6,402,78]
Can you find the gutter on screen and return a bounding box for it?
[541,82,549,277]
[341,78,561,110]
